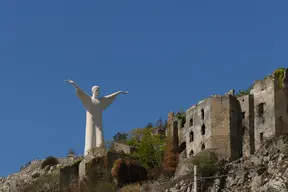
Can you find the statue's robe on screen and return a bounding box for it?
[76,88,116,155]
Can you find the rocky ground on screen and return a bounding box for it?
[1,135,288,192]
[218,135,288,192]
[158,135,288,192]
[0,156,81,192]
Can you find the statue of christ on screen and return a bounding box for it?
[65,79,128,156]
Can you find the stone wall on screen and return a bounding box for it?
[237,94,255,157]
[185,98,211,158]
[209,96,231,160]
[250,76,276,151]
[229,95,243,160]
[183,95,243,161]
[275,69,288,135]
[170,68,288,163]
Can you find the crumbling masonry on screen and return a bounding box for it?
[169,68,288,161]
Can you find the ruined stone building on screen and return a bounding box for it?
[169,68,288,161]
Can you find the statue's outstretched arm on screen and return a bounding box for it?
[100,90,128,110]
[65,79,90,105]
[105,91,128,98]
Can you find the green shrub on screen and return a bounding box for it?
[126,127,165,169]
[274,67,285,88]
[235,85,253,97]
[72,157,83,166]
[190,150,219,177]
[162,128,178,177]
[111,158,147,188]
[41,156,59,169]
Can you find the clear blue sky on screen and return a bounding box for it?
[0,0,287,176]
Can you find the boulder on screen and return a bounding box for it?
[174,159,192,178]
[59,158,82,191]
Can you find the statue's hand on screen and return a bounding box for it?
[65,79,76,85]
[121,91,128,94]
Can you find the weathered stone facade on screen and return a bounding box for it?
[170,68,288,161]
[237,94,255,157]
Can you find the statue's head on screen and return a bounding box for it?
[92,86,100,98]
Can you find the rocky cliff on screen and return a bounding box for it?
[0,156,82,192]
[158,134,288,192]
[1,135,288,192]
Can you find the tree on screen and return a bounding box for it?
[146,123,153,128]
[126,127,165,169]
[112,132,128,143]
[67,148,76,157]
[162,120,178,177]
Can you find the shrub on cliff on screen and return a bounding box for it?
[162,125,178,177]
[113,132,128,144]
[189,149,219,177]
[274,67,285,88]
[126,127,165,169]
[111,158,147,188]
[41,156,59,169]
[162,137,178,177]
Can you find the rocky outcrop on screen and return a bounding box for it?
[212,135,288,192]
[0,156,82,192]
[163,135,288,192]
[174,159,192,179]
[112,142,132,154]
[2,135,288,192]
[59,158,82,192]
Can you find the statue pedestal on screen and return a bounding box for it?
[86,146,107,157]
[79,146,107,178]
[78,146,110,190]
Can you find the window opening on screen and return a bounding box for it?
[201,143,205,150]
[257,103,264,117]
[189,131,194,142]
[201,124,206,135]
[260,133,264,143]
[201,109,204,120]
[189,117,193,127]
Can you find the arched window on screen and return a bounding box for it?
[189,131,194,142]
[189,117,193,127]
[201,109,204,120]
[201,124,206,135]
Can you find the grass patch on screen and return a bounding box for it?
[274,67,285,88]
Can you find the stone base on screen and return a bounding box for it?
[86,145,107,157]
[78,148,124,191]
[59,159,82,191]
[79,146,107,180]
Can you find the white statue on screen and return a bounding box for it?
[65,79,128,156]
